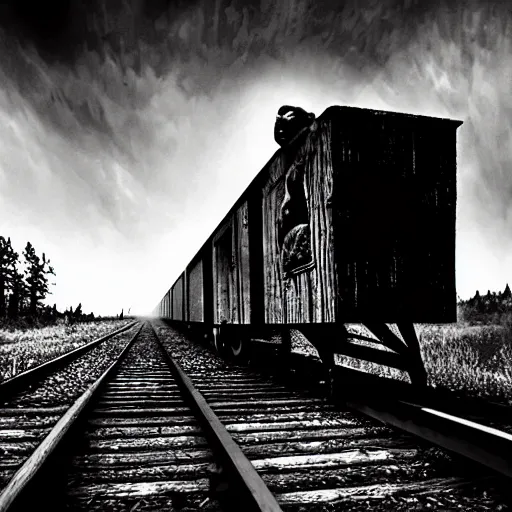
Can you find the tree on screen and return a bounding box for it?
[23,242,55,317]
[0,237,18,318]
[74,303,83,321]
[503,283,511,299]
[7,270,27,319]
[64,306,73,325]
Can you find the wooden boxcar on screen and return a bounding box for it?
[155,105,462,384]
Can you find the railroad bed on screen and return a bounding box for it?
[0,323,142,491]
[155,322,510,511]
[0,321,509,511]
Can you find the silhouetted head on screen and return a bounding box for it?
[274,105,315,147]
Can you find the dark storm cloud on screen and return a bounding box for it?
[1,0,509,137]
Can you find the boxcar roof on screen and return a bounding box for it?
[322,105,463,126]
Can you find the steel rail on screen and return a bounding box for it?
[327,363,512,478]
[332,364,511,423]
[264,351,512,478]
[152,324,284,512]
[0,322,144,512]
[0,320,139,399]
[346,397,512,479]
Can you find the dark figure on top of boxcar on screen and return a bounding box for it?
[274,105,316,147]
[278,157,314,277]
[278,158,308,245]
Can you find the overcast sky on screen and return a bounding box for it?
[0,0,511,316]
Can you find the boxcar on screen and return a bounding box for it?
[155,105,462,384]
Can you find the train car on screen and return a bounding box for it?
[156,105,462,386]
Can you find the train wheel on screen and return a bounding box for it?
[230,337,244,358]
[213,328,223,353]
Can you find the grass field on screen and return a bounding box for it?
[291,323,512,404]
[416,323,512,402]
[1,319,510,404]
[0,319,132,381]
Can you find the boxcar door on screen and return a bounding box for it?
[213,224,238,324]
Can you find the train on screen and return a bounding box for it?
[154,104,463,387]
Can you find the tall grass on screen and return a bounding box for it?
[289,322,512,404]
[0,319,131,381]
[416,323,512,402]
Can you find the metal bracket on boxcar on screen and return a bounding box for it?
[297,324,350,396]
[216,322,251,361]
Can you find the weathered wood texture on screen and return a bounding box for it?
[331,107,461,322]
[261,107,460,323]
[212,202,251,324]
[276,477,472,506]
[236,201,251,323]
[163,290,170,318]
[157,105,460,324]
[202,242,214,325]
[213,223,233,323]
[263,121,336,323]
[171,275,184,321]
[187,259,204,322]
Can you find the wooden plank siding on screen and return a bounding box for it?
[164,290,171,318]
[202,243,214,325]
[212,202,251,324]
[236,201,251,324]
[213,222,233,324]
[262,120,336,324]
[248,187,265,325]
[330,107,461,322]
[262,158,286,323]
[172,275,184,321]
[261,107,461,323]
[188,259,204,322]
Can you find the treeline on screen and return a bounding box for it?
[0,236,98,326]
[61,303,96,325]
[0,237,55,321]
[458,284,512,324]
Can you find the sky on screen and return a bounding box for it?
[0,0,511,316]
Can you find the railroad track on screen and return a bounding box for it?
[0,322,280,512]
[239,331,512,476]
[157,322,511,510]
[274,350,512,479]
[0,321,510,511]
[0,322,143,497]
